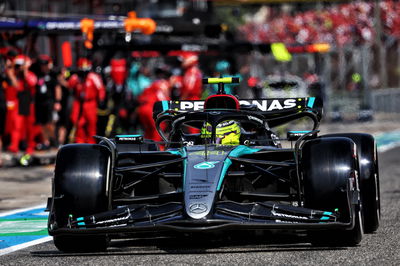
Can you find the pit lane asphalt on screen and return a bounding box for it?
[0,147,399,265]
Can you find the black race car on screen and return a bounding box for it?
[47,77,380,252]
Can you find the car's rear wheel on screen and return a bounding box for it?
[322,133,380,233]
[51,144,111,252]
[302,137,363,246]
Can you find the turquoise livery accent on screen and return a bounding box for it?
[116,134,142,138]
[320,216,330,220]
[228,145,260,158]
[182,148,187,192]
[219,161,232,191]
[168,148,187,191]
[217,146,260,190]
[289,130,312,134]
[76,217,84,221]
[168,149,183,156]
[307,97,315,108]
[77,222,85,226]
[194,161,220,169]
[323,211,333,215]
[162,101,169,111]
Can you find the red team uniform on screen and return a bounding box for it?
[5,55,37,154]
[180,53,202,134]
[181,53,202,100]
[137,79,170,141]
[68,59,105,143]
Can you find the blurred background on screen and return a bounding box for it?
[0,0,399,166]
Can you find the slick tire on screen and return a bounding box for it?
[302,137,363,246]
[52,144,111,252]
[322,133,380,233]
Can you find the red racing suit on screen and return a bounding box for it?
[181,66,202,134]
[137,79,170,141]
[110,58,127,86]
[69,72,105,143]
[181,65,202,100]
[5,71,37,154]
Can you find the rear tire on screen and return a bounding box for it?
[322,133,380,233]
[51,144,111,252]
[302,137,363,246]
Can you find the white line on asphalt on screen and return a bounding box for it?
[0,236,52,256]
[0,205,46,217]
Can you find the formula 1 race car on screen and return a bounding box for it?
[47,77,380,252]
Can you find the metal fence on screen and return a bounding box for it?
[372,88,400,113]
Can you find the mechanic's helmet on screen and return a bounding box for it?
[77,57,92,71]
[13,55,31,68]
[180,53,198,68]
[38,54,53,69]
[201,120,241,145]
[215,60,230,73]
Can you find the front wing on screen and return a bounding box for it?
[48,201,355,236]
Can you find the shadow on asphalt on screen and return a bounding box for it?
[31,232,346,257]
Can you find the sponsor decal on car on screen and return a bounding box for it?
[239,99,297,111]
[192,150,226,156]
[189,203,208,214]
[247,115,264,124]
[180,101,204,111]
[189,194,208,200]
[271,210,308,220]
[194,161,220,169]
[177,99,298,112]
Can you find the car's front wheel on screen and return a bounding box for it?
[302,137,363,246]
[321,133,380,233]
[50,144,111,252]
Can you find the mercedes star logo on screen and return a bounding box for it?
[189,203,208,214]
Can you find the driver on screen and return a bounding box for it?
[201,120,241,145]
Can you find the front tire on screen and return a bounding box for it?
[322,133,380,233]
[302,137,363,246]
[50,144,111,252]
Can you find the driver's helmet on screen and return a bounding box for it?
[201,120,241,145]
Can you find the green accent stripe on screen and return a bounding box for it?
[0,229,48,237]
[0,218,46,222]
[0,218,48,236]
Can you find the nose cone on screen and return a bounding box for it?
[183,146,233,219]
